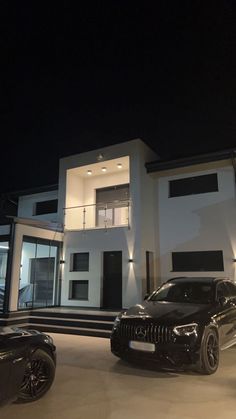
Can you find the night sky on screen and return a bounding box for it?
[1,2,236,193]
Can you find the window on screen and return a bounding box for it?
[69,280,89,300]
[225,281,236,297]
[169,173,218,198]
[71,252,89,271]
[216,282,229,300]
[172,251,224,272]
[34,199,58,215]
[96,184,129,227]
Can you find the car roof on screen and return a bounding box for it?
[167,276,228,284]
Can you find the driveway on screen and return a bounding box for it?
[1,333,236,419]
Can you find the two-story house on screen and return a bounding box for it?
[0,139,236,320]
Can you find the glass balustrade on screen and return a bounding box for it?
[64,200,130,230]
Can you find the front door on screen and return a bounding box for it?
[103,251,122,309]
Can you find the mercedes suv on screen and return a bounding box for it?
[111,277,236,374]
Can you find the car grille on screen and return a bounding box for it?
[119,320,173,344]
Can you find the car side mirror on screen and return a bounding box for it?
[219,296,228,306]
[144,293,149,300]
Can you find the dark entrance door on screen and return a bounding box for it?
[103,251,122,309]
[146,251,154,294]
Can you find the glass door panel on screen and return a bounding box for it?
[18,238,60,309]
[0,241,9,311]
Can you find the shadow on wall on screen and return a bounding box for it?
[160,198,236,283]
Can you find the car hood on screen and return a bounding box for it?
[123,301,212,325]
[0,326,42,340]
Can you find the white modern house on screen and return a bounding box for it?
[1,139,236,319]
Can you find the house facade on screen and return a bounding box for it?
[1,139,236,314]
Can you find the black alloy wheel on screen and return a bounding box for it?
[199,328,219,375]
[17,349,55,402]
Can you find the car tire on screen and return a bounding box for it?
[16,349,55,403]
[198,328,219,375]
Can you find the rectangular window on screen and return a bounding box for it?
[96,184,129,227]
[169,173,218,198]
[71,252,89,272]
[34,199,58,215]
[69,280,89,300]
[172,250,224,272]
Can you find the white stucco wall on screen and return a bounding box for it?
[62,228,138,308]
[155,161,236,283]
[59,139,159,308]
[18,190,59,222]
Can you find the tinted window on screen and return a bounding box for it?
[150,282,214,304]
[71,253,89,271]
[69,280,88,300]
[216,282,230,300]
[169,173,218,198]
[96,184,129,208]
[35,199,58,215]
[172,251,224,272]
[225,281,236,297]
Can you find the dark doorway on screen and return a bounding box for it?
[146,251,154,294]
[103,251,122,309]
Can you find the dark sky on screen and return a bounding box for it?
[1,1,236,193]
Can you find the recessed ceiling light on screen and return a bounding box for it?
[101,167,107,172]
[117,163,122,169]
[87,170,92,175]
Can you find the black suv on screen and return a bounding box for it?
[111,277,236,374]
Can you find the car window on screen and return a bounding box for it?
[216,282,230,300]
[225,281,236,297]
[150,282,214,304]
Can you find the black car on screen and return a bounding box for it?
[111,277,236,374]
[0,327,56,405]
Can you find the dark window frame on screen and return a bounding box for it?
[34,199,58,216]
[169,173,218,198]
[172,250,224,272]
[69,280,89,300]
[70,252,89,272]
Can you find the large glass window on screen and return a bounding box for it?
[96,184,129,227]
[0,241,9,312]
[18,237,60,309]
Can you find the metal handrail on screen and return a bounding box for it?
[64,198,131,211]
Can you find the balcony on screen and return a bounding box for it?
[64,199,131,231]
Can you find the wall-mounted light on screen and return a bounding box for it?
[233,258,236,262]
[60,260,65,264]
[128,258,133,263]
[117,163,122,169]
[87,170,92,175]
[101,167,107,172]
[97,153,104,161]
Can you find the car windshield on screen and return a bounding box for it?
[149,282,214,304]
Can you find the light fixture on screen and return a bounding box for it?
[97,153,104,161]
[117,163,122,169]
[128,258,133,263]
[59,260,65,264]
[101,167,107,172]
[87,170,92,175]
[233,258,236,262]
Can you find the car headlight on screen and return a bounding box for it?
[173,323,198,336]
[113,312,124,329]
[44,334,54,345]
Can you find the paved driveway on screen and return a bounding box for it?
[1,333,236,419]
